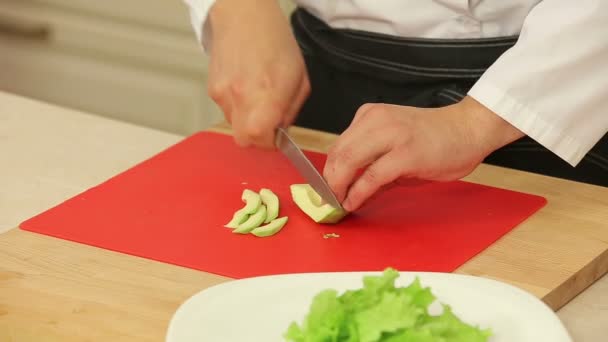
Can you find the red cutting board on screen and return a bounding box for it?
[20,132,546,278]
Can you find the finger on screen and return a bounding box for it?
[350,103,376,126]
[323,128,392,203]
[342,151,405,211]
[207,81,234,124]
[223,96,235,125]
[323,104,371,174]
[247,109,280,148]
[325,102,379,158]
[330,103,376,146]
[240,96,285,148]
[231,104,250,147]
[323,104,389,201]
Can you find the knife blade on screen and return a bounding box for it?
[275,127,345,211]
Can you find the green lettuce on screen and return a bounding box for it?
[284,268,491,342]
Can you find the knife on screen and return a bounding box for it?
[275,127,345,211]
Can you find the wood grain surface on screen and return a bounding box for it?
[1,93,607,341]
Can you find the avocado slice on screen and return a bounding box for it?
[260,188,279,223]
[240,189,262,214]
[233,205,267,234]
[290,184,348,224]
[251,216,288,237]
[224,189,262,228]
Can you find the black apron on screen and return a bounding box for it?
[290,8,608,187]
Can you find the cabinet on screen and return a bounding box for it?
[0,0,223,135]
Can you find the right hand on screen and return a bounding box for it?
[206,0,310,148]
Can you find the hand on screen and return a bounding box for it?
[206,0,310,148]
[323,96,525,211]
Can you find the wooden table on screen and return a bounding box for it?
[1,91,607,341]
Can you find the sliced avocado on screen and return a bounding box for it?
[224,208,249,228]
[240,189,262,214]
[260,188,279,223]
[233,205,267,234]
[251,217,288,237]
[290,184,347,224]
[224,189,262,228]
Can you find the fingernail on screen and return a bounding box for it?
[343,198,353,212]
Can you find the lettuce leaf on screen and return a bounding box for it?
[284,268,491,342]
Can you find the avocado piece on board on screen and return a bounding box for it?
[260,188,280,223]
[224,189,262,228]
[290,184,347,224]
[251,217,289,237]
[233,205,267,234]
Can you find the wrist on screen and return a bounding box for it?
[209,0,277,33]
[208,0,240,33]
[458,95,525,157]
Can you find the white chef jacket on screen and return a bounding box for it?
[183,0,608,167]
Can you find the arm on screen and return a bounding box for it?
[182,0,311,147]
[468,0,608,166]
[324,0,607,211]
[323,98,524,211]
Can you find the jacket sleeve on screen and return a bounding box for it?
[182,0,218,51]
[467,0,608,166]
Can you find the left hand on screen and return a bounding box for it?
[323,96,525,211]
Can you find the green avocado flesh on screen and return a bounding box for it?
[251,216,288,237]
[233,204,267,234]
[224,189,262,228]
[260,188,279,223]
[224,188,293,237]
[290,184,347,224]
[241,189,262,214]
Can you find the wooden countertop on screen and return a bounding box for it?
[1,91,607,341]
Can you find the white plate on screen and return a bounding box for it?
[166,271,572,342]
